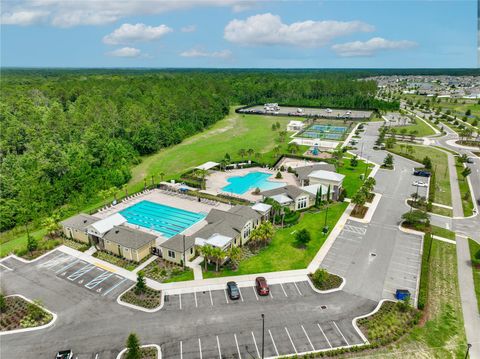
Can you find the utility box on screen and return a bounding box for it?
[395,289,411,301]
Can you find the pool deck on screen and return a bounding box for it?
[205,167,298,202]
[94,189,231,243]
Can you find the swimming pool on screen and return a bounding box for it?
[120,200,205,238]
[222,171,286,195]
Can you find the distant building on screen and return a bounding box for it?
[102,225,157,262]
[287,120,305,132]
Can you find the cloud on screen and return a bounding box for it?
[107,47,142,57]
[181,25,196,33]
[332,37,417,57]
[180,48,232,59]
[1,10,48,25]
[1,0,253,27]
[103,23,172,45]
[224,13,374,47]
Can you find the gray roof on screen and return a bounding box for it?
[102,225,157,250]
[206,206,259,232]
[295,163,336,181]
[161,234,196,252]
[61,213,99,231]
[229,205,262,221]
[261,185,312,200]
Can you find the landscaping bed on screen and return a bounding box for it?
[142,258,194,283]
[93,251,150,271]
[401,222,455,241]
[309,269,343,291]
[0,296,53,331]
[120,287,162,309]
[351,204,368,219]
[407,200,453,218]
[468,238,480,312]
[120,347,158,359]
[62,237,90,252]
[357,301,420,346]
[455,163,474,217]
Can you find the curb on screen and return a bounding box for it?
[116,284,164,313]
[305,273,346,294]
[351,299,395,345]
[116,344,161,359]
[0,294,57,336]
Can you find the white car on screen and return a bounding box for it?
[413,181,428,187]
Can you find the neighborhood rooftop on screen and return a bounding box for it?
[102,225,158,250]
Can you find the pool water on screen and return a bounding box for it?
[120,200,205,238]
[222,171,286,195]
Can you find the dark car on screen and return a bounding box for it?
[255,277,269,296]
[56,350,73,359]
[227,281,240,300]
[466,158,474,164]
[413,170,431,177]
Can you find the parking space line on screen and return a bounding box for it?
[285,327,297,354]
[301,325,315,351]
[317,324,332,348]
[268,330,279,357]
[42,253,66,268]
[269,289,273,299]
[224,289,229,303]
[333,322,350,346]
[0,262,13,271]
[234,334,241,359]
[56,259,80,273]
[179,293,182,310]
[280,283,288,297]
[67,264,94,281]
[252,287,259,301]
[198,338,203,359]
[208,290,214,306]
[216,335,222,358]
[194,291,198,308]
[180,341,183,359]
[102,278,127,296]
[294,282,302,295]
[85,272,113,289]
[251,331,260,358]
[238,287,244,302]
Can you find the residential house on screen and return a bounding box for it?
[60,213,99,244]
[261,185,314,211]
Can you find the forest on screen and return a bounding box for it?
[0,70,396,232]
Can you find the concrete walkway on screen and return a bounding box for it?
[186,256,203,280]
[456,236,480,359]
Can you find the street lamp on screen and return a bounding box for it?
[261,314,265,359]
[465,343,472,359]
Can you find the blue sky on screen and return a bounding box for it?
[1,0,477,68]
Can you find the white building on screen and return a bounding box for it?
[287,120,305,132]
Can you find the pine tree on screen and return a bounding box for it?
[125,333,141,359]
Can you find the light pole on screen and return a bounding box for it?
[261,314,265,359]
[465,343,472,359]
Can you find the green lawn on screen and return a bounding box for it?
[337,158,374,196]
[390,117,436,137]
[389,143,452,206]
[430,225,456,241]
[468,238,480,313]
[355,240,467,358]
[431,205,453,217]
[203,202,348,278]
[455,164,474,217]
[163,269,195,283]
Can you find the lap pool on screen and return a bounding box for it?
[120,200,205,238]
[222,171,286,195]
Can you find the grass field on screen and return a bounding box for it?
[430,225,456,240]
[431,205,453,217]
[203,202,348,278]
[355,240,467,358]
[390,117,436,137]
[455,163,474,217]
[468,239,480,313]
[337,157,374,196]
[389,143,452,206]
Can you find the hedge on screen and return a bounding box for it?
[418,233,433,310]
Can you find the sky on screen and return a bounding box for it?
[0,0,478,68]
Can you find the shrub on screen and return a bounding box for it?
[295,229,311,247]
[135,271,146,295]
[0,293,5,313]
[126,333,141,359]
[418,233,432,310]
[275,171,283,179]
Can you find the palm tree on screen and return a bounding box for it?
[247,148,255,160]
[273,145,282,158]
[238,148,246,159]
[159,172,165,182]
[227,246,242,270]
[200,245,214,271]
[264,198,282,225]
[211,247,226,271]
[195,169,209,189]
[255,152,262,162]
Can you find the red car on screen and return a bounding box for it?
[255,277,269,296]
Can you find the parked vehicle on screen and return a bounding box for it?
[413,170,431,177]
[413,181,428,187]
[255,277,269,296]
[56,350,73,359]
[466,157,474,164]
[226,281,240,300]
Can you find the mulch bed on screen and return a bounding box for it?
[309,273,343,291]
[143,258,191,282]
[120,287,162,309]
[351,205,368,218]
[121,347,158,359]
[0,296,52,331]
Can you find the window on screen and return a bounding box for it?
[190,248,193,254]
[168,250,176,258]
[243,222,252,239]
[297,196,308,210]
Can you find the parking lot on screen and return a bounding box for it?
[160,280,366,358]
[35,251,133,299]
